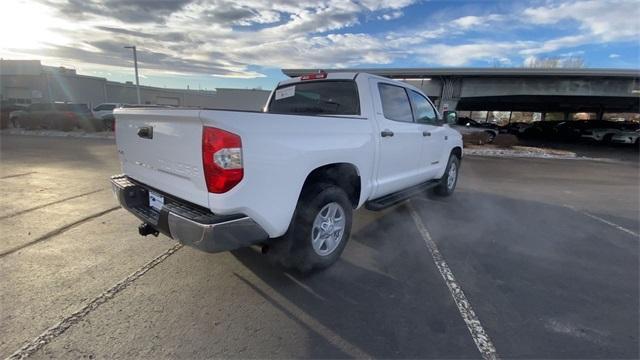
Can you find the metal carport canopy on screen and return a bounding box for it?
[282,68,640,79]
[458,95,640,113]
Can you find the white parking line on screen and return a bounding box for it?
[563,205,639,238]
[408,201,499,360]
[7,243,184,360]
[234,273,372,359]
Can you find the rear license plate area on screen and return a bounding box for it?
[148,191,164,211]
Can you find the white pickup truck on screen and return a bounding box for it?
[111,72,463,271]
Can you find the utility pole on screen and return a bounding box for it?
[124,46,141,104]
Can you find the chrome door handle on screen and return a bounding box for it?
[423,131,431,137]
[381,129,394,137]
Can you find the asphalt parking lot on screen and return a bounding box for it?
[1,134,638,359]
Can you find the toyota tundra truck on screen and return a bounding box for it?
[111,71,463,272]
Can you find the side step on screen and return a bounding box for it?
[365,180,440,211]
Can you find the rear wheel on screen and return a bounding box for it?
[603,133,614,143]
[434,155,460,197]
[270,183,352,273]
[485,131,496,143]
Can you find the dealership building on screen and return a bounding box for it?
[0,60,270,111]
[3,59,638,121]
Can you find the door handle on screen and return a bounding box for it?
[423,131,431,137]
[137,126,153,139]
[381,129,394,137]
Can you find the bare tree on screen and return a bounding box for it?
[525,56,586,68]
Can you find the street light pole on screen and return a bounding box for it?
[124,46,141,104]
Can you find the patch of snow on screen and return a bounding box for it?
[464,145,577,159]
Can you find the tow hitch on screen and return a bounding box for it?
[138,222,159,237]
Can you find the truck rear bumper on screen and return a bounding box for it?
[110,174,269,253]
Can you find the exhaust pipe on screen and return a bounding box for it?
[138,222,159,237]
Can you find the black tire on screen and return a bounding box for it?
[434,155,460,197]
[602,133,614,143]
[270,183,353,273]
[104,117,115,131]
[485,131,496,143]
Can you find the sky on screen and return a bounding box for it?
[0,0,638,90]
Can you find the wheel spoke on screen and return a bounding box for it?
[324,236,334,251]
[328,203,338,219]
[320,206,330,221]
[312,228,322,247]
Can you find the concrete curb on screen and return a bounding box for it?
[1,129,115,139]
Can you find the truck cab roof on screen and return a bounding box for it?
[278,71,424,94]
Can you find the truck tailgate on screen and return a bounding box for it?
[115,109,209,207]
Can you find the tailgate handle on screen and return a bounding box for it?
[137,126,153,139]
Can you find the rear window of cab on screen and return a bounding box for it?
[267,80,360,116]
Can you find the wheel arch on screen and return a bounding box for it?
[300,163,362,208]
[451,146,462,160]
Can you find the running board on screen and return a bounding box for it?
[365,180,440,211]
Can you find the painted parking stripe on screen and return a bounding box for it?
[0,171,37,179]
[0,206,120,258]
[0,188,107,220]
[563,205,639,238]
[235,273,372,359]
[408,201,499,360]
[7,243,184,360]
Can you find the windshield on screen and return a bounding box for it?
[267,80,360,116]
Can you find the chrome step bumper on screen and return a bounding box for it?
[110,174,269,253]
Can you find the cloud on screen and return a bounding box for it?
[417,42,531,67]
[378,11,403,21]
[49,0,194,24]
[10,0,423,78]
[523,0,640,42]
[519,34,590,56]
[2,0,637,81]
[450,14,503,30]
[609,53,621,58]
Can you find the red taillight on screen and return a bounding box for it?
[202,127,243,193]
[300,71,327,81]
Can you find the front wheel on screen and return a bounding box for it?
[271,183,352,273]
[434,155,460,196]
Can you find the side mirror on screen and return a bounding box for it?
[444,111,457,125]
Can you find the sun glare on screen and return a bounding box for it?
[0,0,68,50]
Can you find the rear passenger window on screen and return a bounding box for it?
[378,83,413,122]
